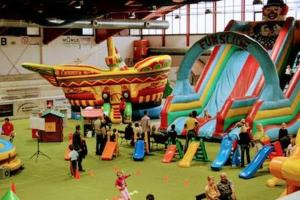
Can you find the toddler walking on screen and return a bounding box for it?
[68,144,79,177]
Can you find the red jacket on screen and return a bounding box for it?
[115,175,130,191]
[119,100,126,111]
[2,122,14,136]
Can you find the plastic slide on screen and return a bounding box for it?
[239,145,273,179]
[162,145,176,163]
[178,141,199,168]
[231,147,241,167]
[101,141,117,160]
[133,140,145,161]
[211,135,235,171]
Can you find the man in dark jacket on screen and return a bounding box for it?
[72,125,85,172]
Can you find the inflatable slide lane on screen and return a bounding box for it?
[249,55,300,140]
[239,145,273,179]
[133,140,145,161]
[160,18,296,140]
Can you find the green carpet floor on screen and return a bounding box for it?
[0,119,284,200]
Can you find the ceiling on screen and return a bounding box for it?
[0,0,218,26]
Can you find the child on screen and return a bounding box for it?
[253,124,270,152]
[167,124,177,145]
[286,135,296,157]
[109,128,119,156]
[68,144,79,177]
[115,170,131,200]
[193,122,200,137]
[182,124,188,136]
[134,122,143,143]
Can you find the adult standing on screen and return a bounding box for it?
[119,97,126,123]
[103,113,112,130]
[184,113,198,151]
[217,173,236,200]
[94,118,102,155]
[141,111,151,153]
[278,123,290,152]
[125,122,134,146]
[99,122,108,155]
[72,125,85,172]
[238,124,251,167]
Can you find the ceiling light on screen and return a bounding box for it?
[175,14,180,19]
[129,12,136,19]
[172,0,185,3]
[47,18,66,24]
[74,0,83,9]
[253,0,263,5]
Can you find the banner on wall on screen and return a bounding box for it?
[62,36,94,49]
[14,100,46,117]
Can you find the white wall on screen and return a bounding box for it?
[0,36,140,75]
[143,34,206,48]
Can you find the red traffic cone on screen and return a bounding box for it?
[11,182,16,193]
[75,169,80,180]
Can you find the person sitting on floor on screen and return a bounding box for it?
[205,176,220,200]
[217,172,236,200]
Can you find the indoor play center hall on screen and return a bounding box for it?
[0,0,299,199]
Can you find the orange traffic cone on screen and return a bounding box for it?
[68,133,73,141]
[75,169,80,180]
[11,182,16,193]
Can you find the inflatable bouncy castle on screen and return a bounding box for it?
[22,37,171,123]
[0,138,22,177]
[160,0,299,140]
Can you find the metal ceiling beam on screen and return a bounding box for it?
[0,19,169,29]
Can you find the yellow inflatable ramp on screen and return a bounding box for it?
[178,142,200,168]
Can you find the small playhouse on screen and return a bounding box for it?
[40,110,64,142]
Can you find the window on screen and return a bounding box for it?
[82,28,93,35]
[139,0,300,35]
